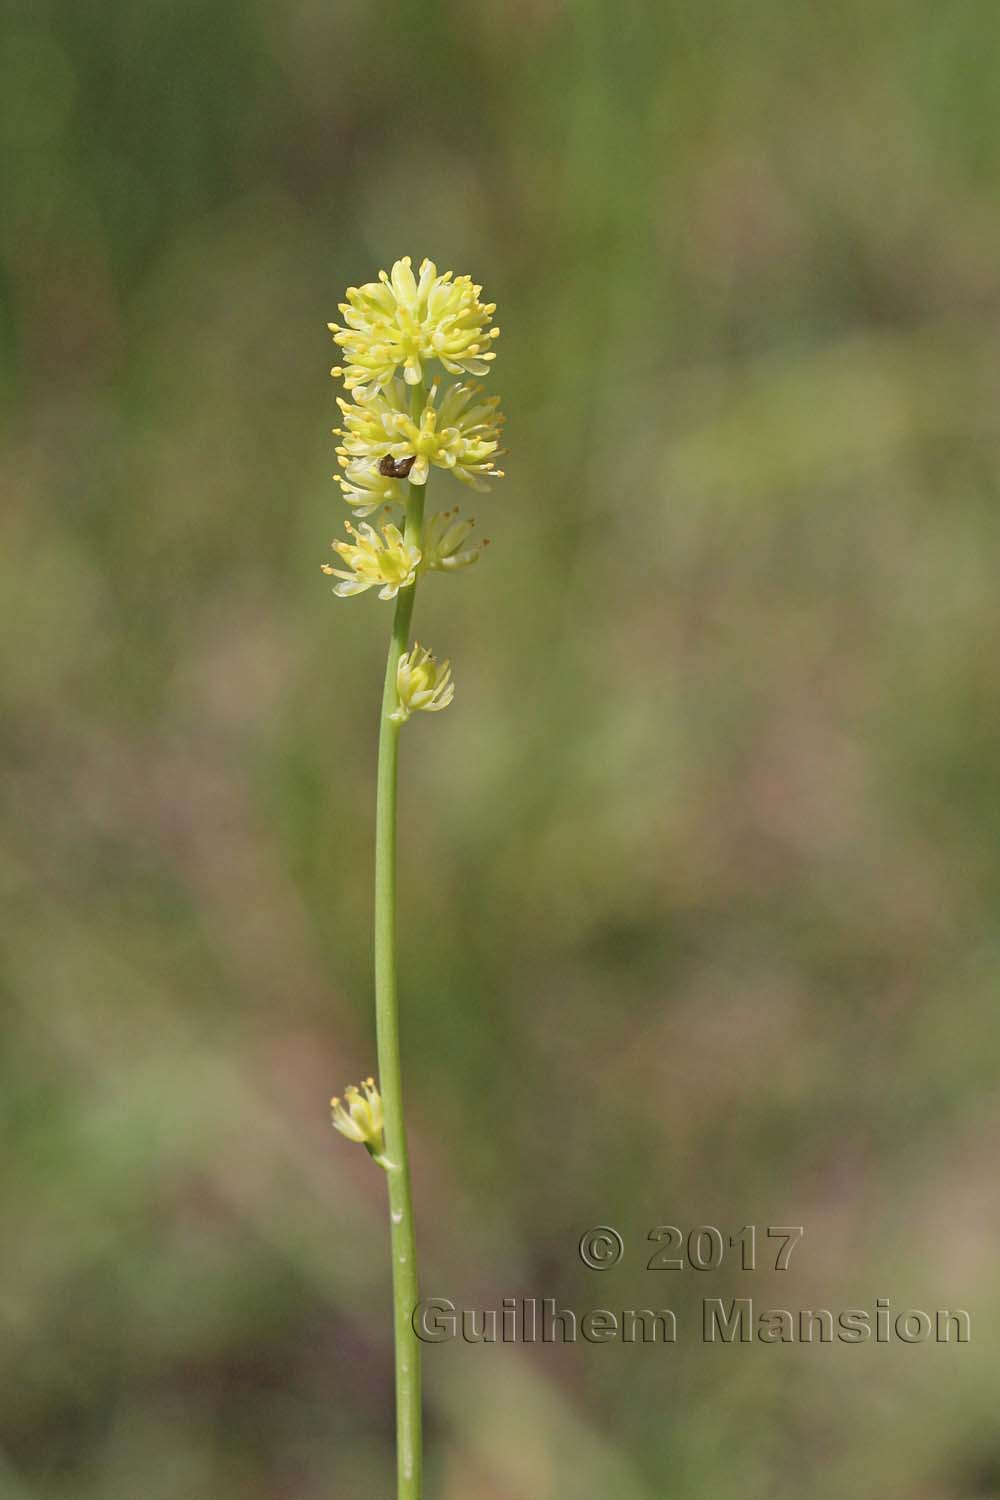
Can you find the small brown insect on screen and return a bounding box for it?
[378,454,416,479]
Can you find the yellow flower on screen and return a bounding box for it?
[336,380,504,490]
[322,520,420,600]
[331,1078,386,1159]
[334,383,405,463]
[333,457,406,516]
[391,642,455,723]
[329,256,499,396]
[421,508,489,573]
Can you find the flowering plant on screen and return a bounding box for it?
[324,257,504,1498]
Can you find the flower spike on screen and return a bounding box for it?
[323,255,505,1497]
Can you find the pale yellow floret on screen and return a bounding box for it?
[421,508,490,573]
[333,458,406,516]
[331,1077,386,1158]
[322,520,421,600]
[329,255,499,397]
[391,642,455,724]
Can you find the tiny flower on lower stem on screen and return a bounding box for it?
[322,520,420,600]
[421,508,490,572]
[331,1078,388,1162]
[391,642,455,724]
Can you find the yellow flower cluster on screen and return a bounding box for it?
[329,256,498,395]
[335,380,504,491]
[325,256,504,726]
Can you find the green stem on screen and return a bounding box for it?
[374,455,426,1498]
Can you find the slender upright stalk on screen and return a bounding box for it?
[373,386,427,1500]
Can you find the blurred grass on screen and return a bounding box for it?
[3,1,1000,1496]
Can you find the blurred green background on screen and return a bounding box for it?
[3,1,1000,1496]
